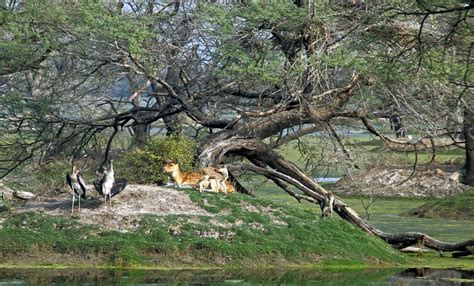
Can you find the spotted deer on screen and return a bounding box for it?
[199,165,234,194]
[163,161,203,187]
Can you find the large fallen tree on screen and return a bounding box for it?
[197,118,474,257]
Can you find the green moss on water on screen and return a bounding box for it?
[406,253,474,270]
[407,190,474,220]
[0,267,407,285]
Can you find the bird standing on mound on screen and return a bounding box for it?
[94,159,127,207]
[66,160,87,214]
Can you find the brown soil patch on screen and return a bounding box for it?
[334,166,469,198]
[14,185,212,231]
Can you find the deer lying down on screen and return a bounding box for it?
[163,161,234,193]
[163,161,202,187]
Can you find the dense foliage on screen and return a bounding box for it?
[0,1,471,178]
[116,136,197,184]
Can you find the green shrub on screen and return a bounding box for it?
[116,135,197,184]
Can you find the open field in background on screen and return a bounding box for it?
[276,134,465,178]
[3,132,464,193]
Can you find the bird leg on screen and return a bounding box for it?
[78,196,81,213]
[71,193,75,214]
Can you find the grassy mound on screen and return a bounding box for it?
[407,190,474,220]
[0,189,404,268]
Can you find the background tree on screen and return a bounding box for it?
[0,0,472,253]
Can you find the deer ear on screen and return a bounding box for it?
[175,159,179,164]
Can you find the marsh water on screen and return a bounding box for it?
[0,267,473,285]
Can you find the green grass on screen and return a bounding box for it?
[0,133,469,270]
[0,190,405,268]
[259,191,474,243]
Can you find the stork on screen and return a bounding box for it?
[320,191,335,218]
[93,159,127,207]
[66,160,87,214]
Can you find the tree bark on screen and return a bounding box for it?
[464,108,474,186]
[131,123,149,149]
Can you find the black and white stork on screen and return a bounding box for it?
[66,160,87,214]
[320,191,335,218]
[93,159,127,207]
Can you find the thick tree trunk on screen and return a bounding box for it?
[464,108,474,186]
[131,123,149,149]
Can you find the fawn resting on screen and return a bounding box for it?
[199,165,234,193]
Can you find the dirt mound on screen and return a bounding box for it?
[16,185,212,231]
[334,167,469,198]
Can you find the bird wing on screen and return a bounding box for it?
[111,178,127,198]
[93,176,105,198]
[66,173,72,190]
[77,172,87,199]
[320,196,328,211]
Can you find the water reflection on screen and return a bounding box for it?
[0,267,472,285]
[389,268,474,285]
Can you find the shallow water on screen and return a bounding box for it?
[340,197,474,243]
[315,177,341,183]
[0,267,473,285]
